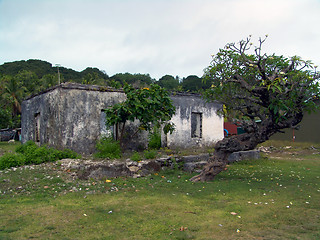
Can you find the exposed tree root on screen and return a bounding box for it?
[190,159,227,182]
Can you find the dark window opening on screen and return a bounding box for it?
[191,112,202,138]
[34,113,40,143]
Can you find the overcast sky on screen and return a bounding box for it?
[0,0,319,79]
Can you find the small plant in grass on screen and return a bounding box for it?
[207,148,215,155]
[94,136,122,159]
[171,157,183,170]
[144,150,157,159]
[162,147,173,155]
[130,151,142,162]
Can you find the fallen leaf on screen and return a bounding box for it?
[180,226,188,231]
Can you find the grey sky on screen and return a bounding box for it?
[0,0,319,79]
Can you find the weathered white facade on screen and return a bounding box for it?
[21,83,223,154]
[166,95,223,148]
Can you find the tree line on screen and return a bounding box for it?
[0,59,211,129]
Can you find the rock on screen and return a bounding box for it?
[227,150,260,163]
[128,166,139,172]
[85,162,132,180]
[184,161,208,173]
[258,146,271,153]
[139,160,161,172]
[181,154,210,163]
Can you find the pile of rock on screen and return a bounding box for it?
[58,150,260,180]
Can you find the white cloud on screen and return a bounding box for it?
[0,0,319,79]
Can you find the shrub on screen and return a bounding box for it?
[0,153,25,170]
[56,148,81,159]
[94,136,122,159]
[16,141,40,164]
[144,150,158,159]
[0,140,81,170]
[16,140,37,154]
[15,141,80,165]
[131,152,141,162]
[148,127,161,150]
[16,141,50,164]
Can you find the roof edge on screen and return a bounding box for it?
[23,82,212,100]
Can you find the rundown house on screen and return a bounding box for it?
[21,83,223,154]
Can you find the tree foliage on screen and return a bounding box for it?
[181,75,203,92]
[110,73,155,88]
[191,36,320,182]
[104,84,175,146]
[157,75,180,90]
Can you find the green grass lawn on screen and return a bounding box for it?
[0,141,319,239]
[0,141,21,157]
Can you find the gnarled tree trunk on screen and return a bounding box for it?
[190,129,271,182]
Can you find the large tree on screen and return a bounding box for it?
[190,36,320,182]
[0,75,26,118]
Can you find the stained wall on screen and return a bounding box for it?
[21,83,223,154]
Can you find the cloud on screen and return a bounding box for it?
[0,0,319,79]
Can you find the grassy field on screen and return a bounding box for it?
[0,142,21,156]
[0,141,319,239]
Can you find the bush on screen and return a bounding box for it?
[148,127,161,150]
[0,141,80,170]
[0,153,25,170]
[94,137,122,159]
[16,141,40,164]
[56,148,81,159]
[16,141,51,164]
[144,150,158,159]
[130,152,141,162]
[15,141,80,165]
[16,140,37,154]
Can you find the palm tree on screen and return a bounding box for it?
[1,75,26,117]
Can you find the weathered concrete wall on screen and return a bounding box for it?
[57,86,125,154]
[166,94,223,148]
[21,88,60,147]
[22,83,148,154]
[22,83,223,154]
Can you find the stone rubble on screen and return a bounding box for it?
[58,150,260,180]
